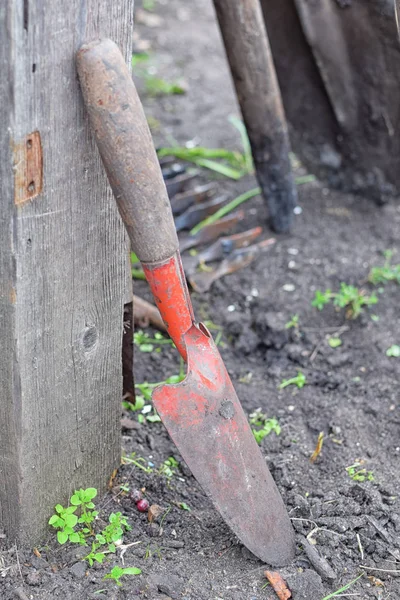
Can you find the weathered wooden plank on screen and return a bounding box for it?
[0,0,134,543]
[212,0,297,233]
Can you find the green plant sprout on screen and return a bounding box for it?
[132,53,150,68]
[131,52,185,98]
[179,502,191,511]
[346,463,374,482]
[103,566,141,587]
[386,344,400,357]
[279,371,306,390]
[131,363,186,424]
[86,512,131,565]
[48,504,80,545]
[328,336,342,348]
[49,489,131,566]
[131,252,145,280]
[142,0,156,11]
[249,409,281,445]
[158,456,179,479]
[122,452,154,474]
[145,76,185,97]
[369,250,400,285]
[312,283,378,319]
[134,329,174,353]
[285,314,299,329]
[71,488,98,532]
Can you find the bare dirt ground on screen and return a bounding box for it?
[1,1,400,599]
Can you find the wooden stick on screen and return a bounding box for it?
[212,0,297,232]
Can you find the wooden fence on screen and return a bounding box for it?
[0,0,134,543]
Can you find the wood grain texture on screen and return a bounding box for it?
[212,0,297,233]
[0,0,134,543]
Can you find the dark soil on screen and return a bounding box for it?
[1,1,400,599]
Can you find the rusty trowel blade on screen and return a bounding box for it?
[152,325,296,566]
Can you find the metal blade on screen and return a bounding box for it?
[152,324,296,566]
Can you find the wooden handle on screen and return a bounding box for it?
[76,39,179,264]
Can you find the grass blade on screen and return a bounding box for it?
[194,158,243,180]
[295,174,316,185]
[190,187,261,235]
[229,115,253,174]
[321,574,363,600]
[157,146,243,166]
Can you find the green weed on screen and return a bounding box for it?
[131,52,185,97]
[134,329,174,353]
[346,463,374,482]
[132,52,151,68]
[369,250,400,285]
[49,489,131,567]
[122,452,154,474]
[328,336,342,348]
[285,314,299,329]
[279,371,306,390]
[249,409,281,444]
[179,502,191,511]
[131,252,145,280]
[386,344,400,357]
[145,76,185,97]
[48,504,81,545]
[103,565,141,587]
[142,0,156,11]
[321,574,363,600]
[158,457,179,479]
[86,512,131,566]
[132,363,186,424]
[312,283,378,319]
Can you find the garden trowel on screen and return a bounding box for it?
[77,38,295,567]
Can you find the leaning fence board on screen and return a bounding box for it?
[212,0,297,233]
[0,0,134,543]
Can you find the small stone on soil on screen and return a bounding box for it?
[69,561,87,579]
[154,574,184,599]
[25,570,41,586]
[286,569,325,600]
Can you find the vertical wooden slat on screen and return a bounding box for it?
[0,0,134,543]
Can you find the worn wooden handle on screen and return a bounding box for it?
[76,39,178,263]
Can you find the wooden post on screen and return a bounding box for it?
[0,0,134,544]
[212,0,297,233]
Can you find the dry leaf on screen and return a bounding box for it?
[310,432,324,463]
[148,504,164,523]
[264,570,292,600]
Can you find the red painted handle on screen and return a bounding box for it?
[143,253,194,361]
